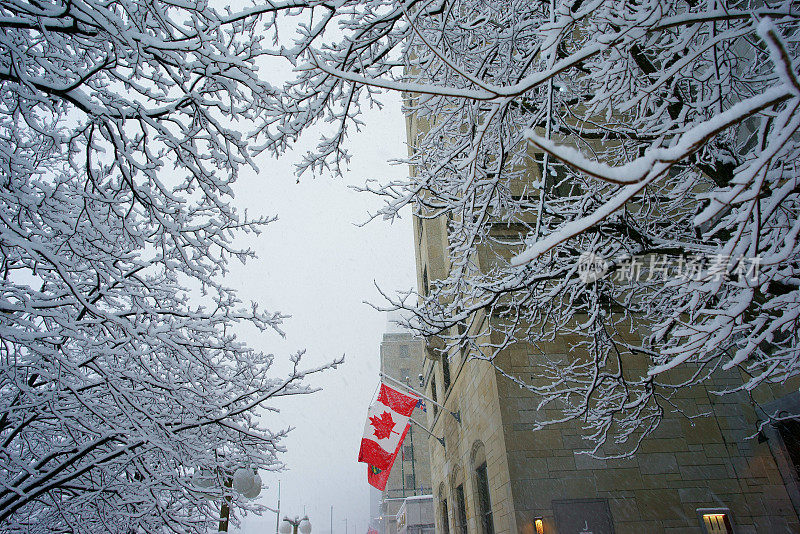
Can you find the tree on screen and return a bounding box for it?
[265,0,800,454]
[0,0,340,531]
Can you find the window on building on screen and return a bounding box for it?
[698,509,733,534]
[455,484,468,534]
[431,377,439,417]
[777,419,800,474]
[442,355,451,391]
[440,498,450,534]
[457,322,467,361]
[399,345,409,358]
[400,368,411,381]
[404,445,414,457]
[406,474,415,489]
[423,266,429,296]
[475,463,494,534]
[765,413,800,517]
[537,160,576,198]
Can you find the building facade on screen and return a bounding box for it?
[376,323,434,534]
[397,495,436,534]
[407,117,800,533]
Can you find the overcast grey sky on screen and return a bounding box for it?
[221,91,415,534]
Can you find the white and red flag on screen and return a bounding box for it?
[358,383,418,470]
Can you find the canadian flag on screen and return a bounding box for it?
[358,383,418,470]
[366,421,409,490]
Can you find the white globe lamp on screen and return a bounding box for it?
[241,473,262,499]
[282,516,311,534]
[192,468,214,489]
[232,468,256,494]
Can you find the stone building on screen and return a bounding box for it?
[407,118,800,533]
[376,321,433,534]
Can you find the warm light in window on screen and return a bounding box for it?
[702,513,732,533]
[534,517,544,534]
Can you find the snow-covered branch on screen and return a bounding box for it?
[265,0,800,455]
[0,0,339,530]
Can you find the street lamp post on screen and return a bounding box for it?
[192,465,262,532]
[280,515,312,534]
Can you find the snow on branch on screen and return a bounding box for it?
[0,0,340,530]
[266,0,800,456]
[514,85,794,265]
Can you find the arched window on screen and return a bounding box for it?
[471,442,494,534]
[438,483,450,534]
[451,466,467,534]
[441,353,451,391]
[430,374,438,418]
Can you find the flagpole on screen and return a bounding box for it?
[400,439,406,496]
[379,373,461,423]
[409,417,445,448]
[409,423,417,495]
[275,480,281,534]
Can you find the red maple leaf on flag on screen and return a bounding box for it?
[369,411,396,439]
